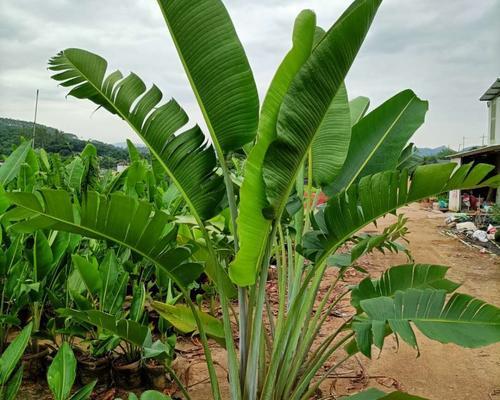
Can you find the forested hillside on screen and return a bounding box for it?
[0,117,128,168]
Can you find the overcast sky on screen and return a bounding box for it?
[1,0,499,149]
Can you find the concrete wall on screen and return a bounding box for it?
[448,157,462,211]
[488,96,499,145]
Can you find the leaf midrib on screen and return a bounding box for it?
[13,196,186,289]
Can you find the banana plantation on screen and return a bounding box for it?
[0,0,498,399]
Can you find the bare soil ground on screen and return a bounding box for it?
[340,204,500,400]
[180,204,500,400]
[18,204,500,399]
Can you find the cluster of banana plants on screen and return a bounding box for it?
[2,0,500,399]
[0,140,219,398]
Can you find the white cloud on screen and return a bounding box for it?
[0,0,498,148]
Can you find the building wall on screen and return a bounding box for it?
[496,152,500,206]
[448,157,462,211]
[489,96,499,145]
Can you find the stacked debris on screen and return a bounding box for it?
[443,213,500,255]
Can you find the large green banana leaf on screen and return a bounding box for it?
[397,143,422,173]
[5,190,201,288]
[304,162,500,263]
[98,250,128,315]
[157,0,259,153]
[64,157,85,192]
[72,255,101,296]
[311,82,351,186]
[354,288,500,357]
[229,10,317,286]
[30,230,54,282]
[47,343,77,400]
[349,96,370,126]
[0,140,32,186]
[3,366,24,400]
[263,0,381,218]
[58,309,149,347]
[326,89,428,195]
[152,301,224,341]
[351,264,460,311]
[0,322,32,385]
[232,0,381,285]
[48,48,223,221]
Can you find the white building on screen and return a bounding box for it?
[448,78,500,211]
[116,162,129,173]
[481,78,500,145]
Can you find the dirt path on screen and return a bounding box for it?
[345,204,500,400]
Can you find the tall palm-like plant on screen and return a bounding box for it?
[5,0,500,399]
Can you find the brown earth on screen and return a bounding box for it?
[18,204,500,399]
[179,204,500,400]
[344,204,500,400]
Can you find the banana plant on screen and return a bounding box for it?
[0,323,32,400]
[3,0,500,399]
[57,307,189,395]
[21,230,75,353]
[0,140,32,188]
[69,249,133,357]
[0,233,30,353]
[47,343,96,400]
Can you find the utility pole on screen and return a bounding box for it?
[32,89,39,148]
[480,134,487,146]
[462,136,466,151]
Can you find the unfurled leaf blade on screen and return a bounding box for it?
[32,230,54,281]
[6,190,202,288]
[4,365,24,400]
[355,289,500,357]
[351,264,460,310]
[340,388,428,399]
[72,255,101,296]
[230,9,316,286]
[311,82,351,186]
[152,301,224,341]
[58,309,149,347]
[48,48,223,221]
[140,391,171,400]
[68,380,96,400]
[263,0,382,217]
[306,163,500,263]
[326,90,428,195]
[64,157,85,192]
[157,0,259,152]
[0,140,32,186]
[349,96,370,126]
[47,343,77,400]
[0,322,32,385]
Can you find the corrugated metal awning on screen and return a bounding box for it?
[445,144,500,159]
[480,78,500,101]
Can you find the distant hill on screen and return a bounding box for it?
[415,146,449,157]
[0,117,128,168]
[113,141,148,153]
